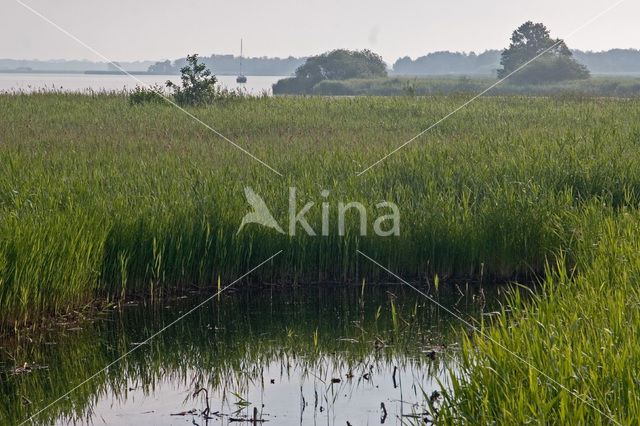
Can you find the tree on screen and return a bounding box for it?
[273,49,387,94]
[148,60,176,74]
[498,21,589,84]
[391,51,501,76]
[166,54,218,106]
[295,49,387,83]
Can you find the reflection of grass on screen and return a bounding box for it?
[3,93,640,328]
[0,286,484,424]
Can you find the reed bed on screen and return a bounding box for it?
[293,76,640,96]
[1,92,640,330]
[441,203,640,424]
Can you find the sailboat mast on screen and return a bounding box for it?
[236,38,247,83]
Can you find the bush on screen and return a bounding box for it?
[509,55,590,85]
[166,54,218,106]
[312,80,355,95]
[273,49,387,94]
[272,77,311,95]
[128,84,165,105]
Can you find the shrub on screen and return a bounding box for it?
[272,77,313,95]
[128,84,165,105]
[509,55,590,85]
[273,49,387,94]
[166,54,218,106]
[312,80,355,95]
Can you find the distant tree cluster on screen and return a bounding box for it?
[295,49,387,82]
[572,49,640,74]
[148,55,304,76]
[148,60,176,74]
[143,45,640,83]
[388,49,640,77]
[498,21,589,84]
[392,51,500,76]
[273,49,387,94]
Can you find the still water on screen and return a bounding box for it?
[0,74,286,95]
[0,284,493,425]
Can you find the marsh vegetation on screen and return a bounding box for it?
[2,91,640,422]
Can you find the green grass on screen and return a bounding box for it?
[1,92,640,329]
[298,76,640,96]
[441,203,640,424]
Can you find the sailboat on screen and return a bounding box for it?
[236,39,247,83]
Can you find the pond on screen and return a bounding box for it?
[0,283,496,425]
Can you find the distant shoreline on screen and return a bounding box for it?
[0,70,175,75]
[0,70,290,76]
[84,70,173,75]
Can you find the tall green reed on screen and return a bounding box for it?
[1,93,640,328]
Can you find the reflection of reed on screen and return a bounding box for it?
[1,284,493,424]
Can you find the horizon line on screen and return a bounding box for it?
[3,46,640,65]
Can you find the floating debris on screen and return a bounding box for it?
[170,409,197,416]
[11,362,47,376]
[13,363,31,375]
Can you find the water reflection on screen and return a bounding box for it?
[0,283,493,425]
[0,74,286,95]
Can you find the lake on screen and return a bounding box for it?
[0,283,495,425]
[0,74,287,95]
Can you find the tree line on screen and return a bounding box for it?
[145,47,640,78]
[273,22,589,93]
[148,55,304,76]
[393,48,640,76]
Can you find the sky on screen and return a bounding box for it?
[3,0,640,65]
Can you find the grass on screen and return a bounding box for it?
[2,91,640,420]
[292,76,640,96]
[441,203,640,424]
[1,92,640,329]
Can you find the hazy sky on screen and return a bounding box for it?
[3,0,640,64]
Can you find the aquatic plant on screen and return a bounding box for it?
[2,93,640,330]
